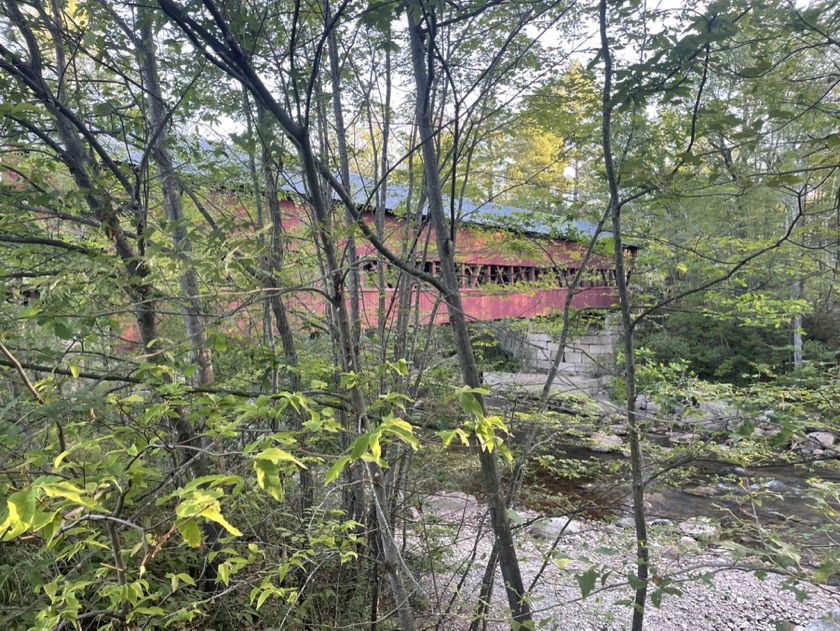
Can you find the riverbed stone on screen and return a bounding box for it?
[529,516,584,538]
[669,432,703,445]
[680,535,699,548]
[591,433,623,452]
[698,400,736,417]
[678,516,718,539]
[616,516,635,529]
[685,485,718,497]
[809,432,836,448]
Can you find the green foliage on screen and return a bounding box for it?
[470,328,520,372]
[638,311,792,383]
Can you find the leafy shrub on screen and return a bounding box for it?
[469,328,520,372]
[637,311,791,383]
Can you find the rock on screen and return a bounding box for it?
[635,394,648,410]
[767,480,786,492]
[591,433,623,452]
[669,432,703,445]
[678,516,718,539]
[421,491,479,521]
[650,518,673,526]
[698,400,736,418]
[616,516,635,529]
[610,423,628,436]
[529,516,584,538]
[680,536,699,548]
[660,545,680,560]
[808,432,836,448]
[805,607,840,630]
[685,485,718,497]
[646,492,667,507]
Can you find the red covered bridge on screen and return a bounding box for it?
[273,176,632,329]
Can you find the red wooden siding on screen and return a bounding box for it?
[274,202,625,328]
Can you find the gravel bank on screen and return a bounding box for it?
[408,492,840,630]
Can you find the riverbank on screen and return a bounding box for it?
[411,490,840,630]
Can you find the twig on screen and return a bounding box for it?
[0,341,65,451]
[0,341,45,404]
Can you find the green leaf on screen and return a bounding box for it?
[1,489,37,540]
[256,587,274,610]
[176,490,242,537]
[69,364,80,379]
[381,417,421,449]
[576,566,598,600]
[178,520,202,547]
[39,480,102,510]
[325,456,351,485]
[256,448,305,469]
[368,433,382,462]
[459,391,484,420]
[651,587,663,608]
[218,561,230,586]
[53,321,73,340]
[254,458,284,502]
[351,434,371,460]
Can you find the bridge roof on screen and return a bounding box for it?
[114,137,600,240]
[281,173,602,240]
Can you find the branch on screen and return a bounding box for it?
[0,342,44,404]
[630,205,805,332]
[0,341,65,451]
[0,234,98,255]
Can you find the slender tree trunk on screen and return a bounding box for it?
[299,136,417,631]
[256,105,315,509]
[792,279,803,367]
[407,10,531,625]
[376,40,392,385]
[139,19,214,387]
[325,0,361,356]
[786,196,804,368]
[599,3,649,630]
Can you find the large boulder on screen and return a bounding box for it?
[697,399,736,418]
[591,433,623,452]
[678,516,718,539]
[529,516,584,538]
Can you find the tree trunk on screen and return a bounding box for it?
[139,18,215,387]
[325,0,361,358]
[299,136,417,631]
[407,10,531,626]
[599,3,649,629]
